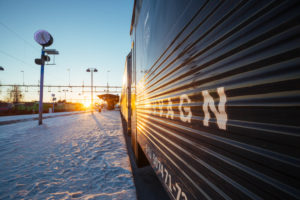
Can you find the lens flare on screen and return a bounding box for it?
[83,102,91,108]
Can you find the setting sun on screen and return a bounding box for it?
[83,102,91,108]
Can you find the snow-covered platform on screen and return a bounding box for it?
[0,111,88,125]
[0,111,136,199]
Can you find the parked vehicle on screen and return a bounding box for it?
[121,0,300,199]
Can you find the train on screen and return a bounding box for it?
[121,0,300,199]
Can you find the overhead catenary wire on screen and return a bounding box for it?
[0,50,35,68]
[0,22,40,73]
[0,48,63,85]
[0,22,39,51]
[0,49,66,86]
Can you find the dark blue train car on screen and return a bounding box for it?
[121,1,300,199]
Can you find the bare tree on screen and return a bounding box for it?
[7,85,23,103]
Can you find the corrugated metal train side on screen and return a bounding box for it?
[122,0,300,199]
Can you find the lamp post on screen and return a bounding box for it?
[34,30,59,125]
[21,70,24,85]
[62,89,68,102]
[51,93,56,113]
[107,70,110,93]
[86,68,98,113]
[67,68,70,86]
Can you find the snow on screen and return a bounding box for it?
[0,111,137,200]
[0,111,86,122]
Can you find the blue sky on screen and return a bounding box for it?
[0,0,133,102]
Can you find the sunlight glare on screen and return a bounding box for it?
[83,101,91,108]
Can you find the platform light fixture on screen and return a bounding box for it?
[34,30,59,125]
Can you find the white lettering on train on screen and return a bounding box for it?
[166,98,174,119]
[158,99,164,117]
[179,94,192,123]
[149,87,227,130]
[152,101,157,114]
[202,87,227,130]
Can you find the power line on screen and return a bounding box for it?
[0,22,39,51]
[0,49,66,84]
[0,50,34,67]
[0,49,64,86]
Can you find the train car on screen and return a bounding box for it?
[121,0,300,199]
[121,52,132,134]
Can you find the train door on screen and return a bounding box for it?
[131,36,148,167]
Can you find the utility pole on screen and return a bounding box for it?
[38,47,45,125]
[90,69,95,111]
[51,93,56,113]
[67,68,70,86]
[21,70,24,85]
[62,89,68,102]
[86,68,98,113]
[107,70,110,94]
